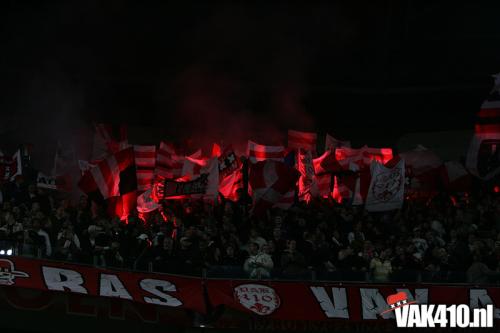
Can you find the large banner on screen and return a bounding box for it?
[2,257,500,327]
[0,257,205,314]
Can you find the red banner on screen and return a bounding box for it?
[2,257,500,325]
[206,280,500,322]
[0,256,205,314]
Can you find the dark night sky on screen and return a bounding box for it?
[1,1,500,148]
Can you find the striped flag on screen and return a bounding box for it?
[78,147,136,200]
[247,141,284,163]
[288,130,317,153]
[156,141,184,179]
[466,73,500,179]
[134,145,156,192]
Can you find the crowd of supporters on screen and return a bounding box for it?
[1,175,500,284]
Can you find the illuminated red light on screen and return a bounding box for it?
[494,185,500,193]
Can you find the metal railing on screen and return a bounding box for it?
[0,240,496,285]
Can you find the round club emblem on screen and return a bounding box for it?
[234,283,280,316]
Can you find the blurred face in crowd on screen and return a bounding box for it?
[261,244,270,254]
[274,216,282,227]
[250,229,258,238]
[163,237,173,250]
[79,195,88,209]
[226,245,235,257]
[249,243,259,255]
[267,241,275,253]
[2,202,11,212]
[180,238,192,250]
[224,203,233,216]
[32,219,40,231]
[273,228,281,239]
[28,184,36,195]
[31,202,40,213]
[288,240,297,252]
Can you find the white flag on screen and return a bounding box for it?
[365,159,405,212]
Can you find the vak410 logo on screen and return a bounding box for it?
[234,284,280,316]
[383,291,494,328]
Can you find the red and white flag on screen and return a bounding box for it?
[297,149,314,201]
[466,73,500,179]
[288,130,317,153]
[156,141,184,179]
[365,159,405,212]
[219,166,244,201]
[137,188,160,213]
[180,150,204,180]
[78,147,136,200]
[9,150,22,181]
[247,141,284,163]
[313,149,342,175]
[335,146,393,169]
[312,174,331,198]
[78,160,96,175]
[325,133,350,151]
[91,123,129,163]
[249,160,300,214]
[134,145,156,192]
[218,147,243,201]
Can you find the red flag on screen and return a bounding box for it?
[211,143,222,158]
[288,130,317,153]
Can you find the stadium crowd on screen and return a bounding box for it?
[1,175,500,285]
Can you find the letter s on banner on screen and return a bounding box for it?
[140,278,182,307]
